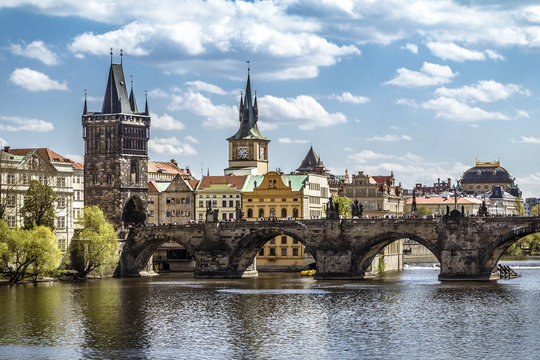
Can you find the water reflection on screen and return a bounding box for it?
[0,261,539,359]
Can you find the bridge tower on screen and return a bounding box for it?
[82,54,151,229]
[224,65,270,176]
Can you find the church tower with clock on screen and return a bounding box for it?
[224,67,269,176]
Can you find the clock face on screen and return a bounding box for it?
[259,147,265,159]
[238,147,248,159]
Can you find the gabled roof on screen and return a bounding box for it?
[242,174,308,192]
[148,161,191,176]
[101,63,132,114]
[371,176,393,185]
[296,146,326,172]
[196,175,247,191]
[148,180,159,193]
[8,148,73,163]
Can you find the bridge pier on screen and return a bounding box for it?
[314,249,365,280]
[438,249,498,281]
[193,250,258,278]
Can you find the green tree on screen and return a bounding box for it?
[531,204,540,216]
[514,197,525,216]
[0,220,61,284]
[21,180,57,229]
[506,233,540,255]
[71,206,118,278]
[333,196,351,218]
[416,206,433,216]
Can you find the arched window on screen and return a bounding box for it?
[270,208,275,218]
[259,208,264,218]
[293,208,299,218]
[281,208,287,218]
[247,209,253,218]
[273,180,277,188]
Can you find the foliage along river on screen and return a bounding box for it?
[0,258,539,359]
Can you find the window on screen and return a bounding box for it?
[7,194,16,207]
[292,248,299,256]
[269,248,276,256]
[281,248,287,256]
[222,213,227,220]
[259,208,264,218]
[282,199,286,202]
[92,175,98,184]
[58,239,66,251]
[23,175,29,185]
[229,201,234,208]
[259,248,264,256]
[270,208,275,217]
[212,200,217,207]
[222,201,227,207]
[57,177,66,187]
[186,198,190,204]
[57,216,65,229]
[293,208,299,218]
[7,215,16,228]
[293,239,299,244]
[281,236,287,244]
[281,208,287,218]
[107,174,112,184]
[57,197,66,208]
[247,209,253,218]
[248,199,253,202]
[199,201,204,208]
[7,174,16,185]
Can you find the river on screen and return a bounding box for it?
[0,258,539,360]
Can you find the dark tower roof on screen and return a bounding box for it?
[101,63,132,114]
[228,69,267,141]
[296,146,327,173]
[129,78,138,113]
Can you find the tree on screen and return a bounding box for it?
[506,233,540,255]
[531,204,540,216]
[0,220,61,284]
[514,197,526,216]
[21,180,56,229]
[333,196,351,218]
[71,206,118,278]
[416,206,433,216]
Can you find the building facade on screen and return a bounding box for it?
[194,176,245,222]
[82,60,150,229]
[0,147,81,250]
[342,171,404,217]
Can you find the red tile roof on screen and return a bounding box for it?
[9,148,73,163]
[371,176,392,185]
[148,180,159,193]
[148,161,190,176]
[72,162,84,170]
[197,176,247,190]
[405,196,483,205]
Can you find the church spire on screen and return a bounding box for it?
[144,91,149,115]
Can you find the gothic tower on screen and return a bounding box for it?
[224,67,270,176]
[82,57,150,229]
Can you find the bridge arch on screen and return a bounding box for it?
[122,195,146,226]
[481,225,540,271]
[228,225,315,272]
[352,232,440,274]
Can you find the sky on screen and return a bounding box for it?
[1,0,540,198]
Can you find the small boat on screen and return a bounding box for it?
[300,269,316,276]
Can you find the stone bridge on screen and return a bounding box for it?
[117,216,540,281]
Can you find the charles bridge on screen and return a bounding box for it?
[117,216,540,281]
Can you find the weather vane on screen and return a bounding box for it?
[246,60,250,73]
[110,47,113,63]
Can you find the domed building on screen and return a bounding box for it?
[461,159,520,196]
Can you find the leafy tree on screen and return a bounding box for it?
[71,206,118,278]
[514,197,526,216]
[21,180,56,229]
[0,220,61,284]
[531,204,540,216]
[333,196,351,218]
[416,206,433,216]
[506,233,540,255]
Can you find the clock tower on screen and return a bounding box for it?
[224,67,269,176]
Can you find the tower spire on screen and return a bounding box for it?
[129,74,138,113]
[144,90,149,115]
[83,89,88,115]
[110,47,113,64]
[120,48,123,64]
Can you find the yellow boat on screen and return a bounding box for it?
[300,269,316,276]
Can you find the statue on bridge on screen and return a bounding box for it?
[326,196,339,220]
[478,199,489,217]
[235,202,243,220]
[351,199,363,218]
[206,201,219,223]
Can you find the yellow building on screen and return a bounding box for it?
[242,172,309,270]
[194,176,246,222]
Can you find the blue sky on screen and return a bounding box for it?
[1,1,540,197]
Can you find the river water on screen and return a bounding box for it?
[0,258,539,360]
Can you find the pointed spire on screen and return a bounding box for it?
[101,60,131,114]
[120,48,123,64]
[83,89,88,115]
[144,91,149,115]
[254,91,258,110]
[129,74,138,113]
[110,47,113,64]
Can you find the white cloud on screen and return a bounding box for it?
[185,135,199,144]
[366,134,411,142]
[330,91,370,104]
[434,80,529,103]
[9,68,68,92]
[515,136,540,144]
[516,110,530,118]
[347,150,392,164]
[260,95,347,130]
[278,137,310,144]
[421,97,509,122]
[343,147,354,152]
[185,81,228,95]
[168,90,238,129]
[426,42,485,62]
[150,112,185,130]
[485,49,504,61]
[395,98,419,108]
[148,88,169,99]
[402,43,418,54]
[0,115,54,132]
[515,172,540,198]
[384,62,457,87]
[149,136,197,156]
[9,40,59,65]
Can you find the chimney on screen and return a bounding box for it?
[437,178,440,191]
[448,178,451,188]
[3,146,10,153]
